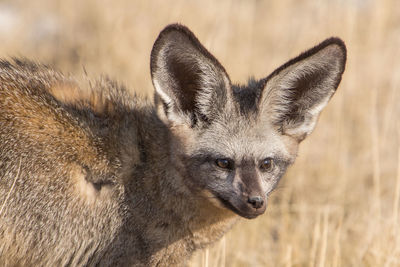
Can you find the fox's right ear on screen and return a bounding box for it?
[150,24,231,126]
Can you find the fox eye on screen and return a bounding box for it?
[215,158,233,169]
[260,158,274,172]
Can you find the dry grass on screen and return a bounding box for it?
[1,0,399,266]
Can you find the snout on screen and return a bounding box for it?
[216,193,267,219]
[248,195,264,209]
[243,194,267,218]
[235,193,267,218]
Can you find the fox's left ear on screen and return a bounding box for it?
[260,38,346,141]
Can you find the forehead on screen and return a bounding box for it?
[199,112,293,161]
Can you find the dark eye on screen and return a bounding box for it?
[215,158,233,169]
[260,158,274,172]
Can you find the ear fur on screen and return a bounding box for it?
[260,38,346,141]
[150,24,231,126]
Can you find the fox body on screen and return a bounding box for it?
[0,24,346,266]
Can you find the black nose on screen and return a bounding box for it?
[248,196,264,209]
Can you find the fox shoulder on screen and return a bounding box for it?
[50,75,140,117]
[0,59,130,194]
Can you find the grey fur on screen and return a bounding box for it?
[0,24,346,266]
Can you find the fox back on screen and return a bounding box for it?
[0,24,346,266]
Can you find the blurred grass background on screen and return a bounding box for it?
[1,0,399,266]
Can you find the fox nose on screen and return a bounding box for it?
[247,196,264,209]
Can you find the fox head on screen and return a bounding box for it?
[150,24,346,219]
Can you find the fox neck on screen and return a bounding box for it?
[163,164,239,243]
[152,134,238,248]
[148,160,239,263]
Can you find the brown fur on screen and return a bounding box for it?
[0,24,346,266]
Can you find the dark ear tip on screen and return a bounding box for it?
[322,37,346,50]
[319,37,347,62]
[155,23,197,44]
[159,23,192,35]
[150,23,229,82]
[150,23,197,74]
[264,37,347,85]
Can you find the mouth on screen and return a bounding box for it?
[215,195,265,219]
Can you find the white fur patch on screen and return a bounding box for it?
[153,79,172,107]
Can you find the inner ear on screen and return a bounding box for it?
[150,24,232,125]
[167,56,205,114]
[282,69,330,124]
